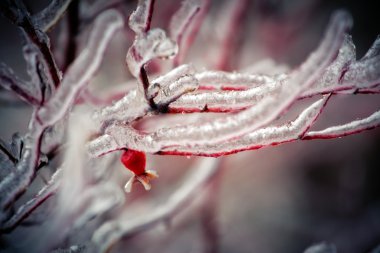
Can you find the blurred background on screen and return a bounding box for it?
[1,0,380,252]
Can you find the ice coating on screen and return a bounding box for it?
[169,81,280,111]
[92,89,149,123]
[195,70,277,90]
[151,64,199,106]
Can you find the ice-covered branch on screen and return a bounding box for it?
[196,70,277,90]
[92,158,221,253]
[0,8,123,219]
[169,0,201,67]
[93,64,197,123]
[361,35,380,61]
[129,0,155,34]
[37,9,124,127]
[126,29,178,78]
[215,0,249,70]
[0,63,40,105]
[0,126,44,212]
[1,168,62,232]
[33,0,74,32]
[303,110,380,139]
[0,0,62,90]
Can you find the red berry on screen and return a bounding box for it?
[120,149,146,176]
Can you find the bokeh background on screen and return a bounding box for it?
[1,0,380,252]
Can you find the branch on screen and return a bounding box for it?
[1,0,62,90]
[0,9,123,213]
[169,0,201,67]
[89,10,352,156]
[0,63,40,105]
[129,0,155,34]
[37,9,124,127]
[303,109,380,139]
[160,96,329,156]
[1,168,62,232]
[214,0,249,70]
[32,0,74,32]
[92,158,221,253]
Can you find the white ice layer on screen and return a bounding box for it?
[195,70,276,89]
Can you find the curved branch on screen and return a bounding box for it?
[92,158,221,253]
[37,9,124,127]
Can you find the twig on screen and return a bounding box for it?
[1,168,62,232]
